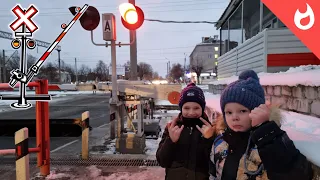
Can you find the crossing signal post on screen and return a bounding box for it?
[119,1,144,80]
[71,4,146,154]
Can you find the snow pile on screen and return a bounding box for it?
[44,171,72,179]
[155,100,175,105]
[102,168,164,180]
[104,139,117,155]
[145,138,161,155]
[210,65,320,86]
[43,165,165,180]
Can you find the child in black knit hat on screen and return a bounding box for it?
[209,70,313,180]
[156,82,216,180]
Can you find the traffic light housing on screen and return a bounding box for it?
[119,3,144,30]
[69,6,100,31]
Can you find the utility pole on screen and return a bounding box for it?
[57,49,61,84]
[129,0,138,81]
[3,50,6,83]
[75,57,78,85]
[0,50,4,83]
[167,61,171,79]
[184,54,186,72]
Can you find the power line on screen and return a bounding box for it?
[145,19,217,24]
[0,0,224,11]
[0,7,225,18]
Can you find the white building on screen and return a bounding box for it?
[57,71,71,83]
[189,36,221,84]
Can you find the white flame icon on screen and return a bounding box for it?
[294,3,315,30]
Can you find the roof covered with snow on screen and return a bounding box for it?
[210,65,320,86]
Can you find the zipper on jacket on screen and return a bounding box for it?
[186,127,193,179]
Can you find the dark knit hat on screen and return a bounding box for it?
[220,70,265,115]
[179,83,206,111]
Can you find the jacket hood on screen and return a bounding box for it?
[213,105,283,136]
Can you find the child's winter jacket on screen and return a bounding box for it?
[209,108,313,180]
[156,113,214,180]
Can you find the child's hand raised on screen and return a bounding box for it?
[168,117,184,143]
[249,103,271,127]
[196,117,216,139]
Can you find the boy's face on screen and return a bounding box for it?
[182,102,202,118]
[224,103,251,132]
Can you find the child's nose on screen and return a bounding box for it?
[232,113,239,121]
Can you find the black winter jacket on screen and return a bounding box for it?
[156,114,214,180]
[210,119,314,180]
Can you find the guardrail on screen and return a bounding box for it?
[0,79,50,177]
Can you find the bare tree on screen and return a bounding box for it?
[152,71,160,80]
[137,62,153,80]
[37,62,58,83]
[78,64,91,82]
[87,71,97,81]
[94,60,108,81]
[170,63,184,83]
[190,57,204,85]
[6,52,20,70]
[64,65,76,82]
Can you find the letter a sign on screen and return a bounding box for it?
[102,13,116,41]
[262,0,320,60]
[104,20,111,32]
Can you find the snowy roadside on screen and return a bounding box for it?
[209,65,320,86]
[0,91,110,112]
[30,165,164,180]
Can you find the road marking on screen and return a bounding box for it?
[97,123,108,128]
[50,139,79,153]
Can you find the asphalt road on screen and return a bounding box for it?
[0,92,111,152]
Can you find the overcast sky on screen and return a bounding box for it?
[0,0,228,77]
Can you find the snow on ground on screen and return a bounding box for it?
[41,166,165,180]
[209,65,320,86]
[0,91,109,106]
[101,111,176,156]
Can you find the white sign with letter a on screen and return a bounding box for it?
[102,13,116,41]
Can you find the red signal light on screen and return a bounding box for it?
[69,6,100,31]
[119,3,144,30]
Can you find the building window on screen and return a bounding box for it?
[220,21,229,55]
[229,2,242,51]
[215,54,219,59]
[262,4,276,28]
[208,54,212,58]
[214,47,219,51]
[243,0,261,41]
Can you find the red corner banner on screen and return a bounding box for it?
[262,0,320,60]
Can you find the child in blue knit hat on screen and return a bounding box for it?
[209,70,313,180]
[156,82,216,180]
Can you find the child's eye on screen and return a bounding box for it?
[240,110,247,113]
[226,111,232,115]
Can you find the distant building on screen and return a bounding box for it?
[56,70,71,83]
[189,35,222,84]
